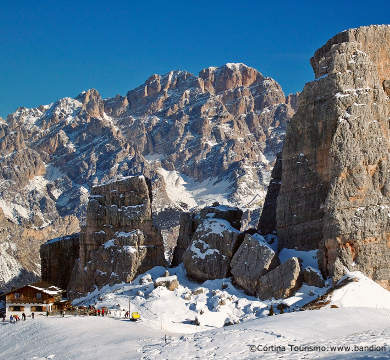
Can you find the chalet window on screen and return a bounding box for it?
[32,306,45,312]
[36,293,42,299]
[9,306,24,311]
[14,293,20,298]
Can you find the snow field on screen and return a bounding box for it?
[2,308,390,359]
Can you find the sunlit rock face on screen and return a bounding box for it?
[276,25,390,288]
[67,176,166,300]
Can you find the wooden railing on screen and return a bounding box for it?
[6,297,59,304]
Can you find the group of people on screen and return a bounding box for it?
[94,308,105,316]
[10,314,21,323]
[4,308,110,321]
[9,312,34,323]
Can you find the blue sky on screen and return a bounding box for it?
[0,0,388,118]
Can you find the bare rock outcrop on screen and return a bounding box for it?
[182,217,244,282]
[175,204,244,282]
[171,212,195,267]
[285,93,300,112]
[230,233,280,295]
[67,176,166,299]
[256,257,302,300]
[276,25,390,287]
[172,204,243,266]
[40,233,80,290]
[302,266,325,288]
[154,275,179,291]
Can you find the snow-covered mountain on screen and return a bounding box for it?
[0,63,296,290]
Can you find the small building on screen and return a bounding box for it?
[5,281,67,318]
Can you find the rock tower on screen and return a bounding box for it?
[276,25,390,287]
[67,176,165,299]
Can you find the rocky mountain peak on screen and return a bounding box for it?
[76,88,102,104]
[199,63,264,95]
[311,25,390,85]
[0,62,295,291]
[75,88,104,119]
[285,93,300,112]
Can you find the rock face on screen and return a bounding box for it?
[171,212,195,267]
[276,25,390,287]
[40,233,80,290]
[182,219,242,282]
[258,152,282,235]
[302,266,325,288]
[285,93,300,112]
[0,204,78,292]
[0,63,295,290]
[173,204,243,266]
[67,176,165,299]
[230,233,280,295]
[256,257,302,300]
[177,205,244,282]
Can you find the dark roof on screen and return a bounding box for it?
[4,281,65,296]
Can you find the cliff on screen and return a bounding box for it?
[276,25,390,287]
[40,233,80,290]
[67,176,166,299]
[258,152,282,235]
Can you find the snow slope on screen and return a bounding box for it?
[1,308,390,359]
[2,267,390,359]
[326,271,390,309]
[71,264,330,332]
